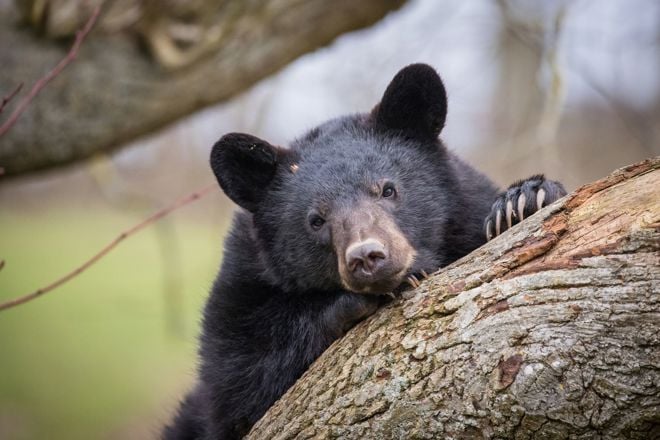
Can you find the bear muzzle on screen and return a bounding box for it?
[346,238,389,277]
[335,204,415,295]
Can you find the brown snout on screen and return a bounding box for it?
[346,239,388,277]
[335,202,415,294]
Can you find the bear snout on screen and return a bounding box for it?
[340,236,411,294]
[346,238,389,276]
[333,201,416,294]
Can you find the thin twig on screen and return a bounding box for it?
[0,5,102,137]
[0,83,24,114]
[0,184,216,312]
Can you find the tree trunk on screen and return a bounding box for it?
[0,0,405,176]
[248,158,660,440]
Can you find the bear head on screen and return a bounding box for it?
[210,63,455,295]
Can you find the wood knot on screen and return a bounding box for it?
[476,298,510,321]
[375,368,391,380]
[496,354,524,391]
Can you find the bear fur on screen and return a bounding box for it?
[163,64,566,440]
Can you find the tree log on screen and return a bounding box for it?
[0,0,405,176]
[248,158,660,440]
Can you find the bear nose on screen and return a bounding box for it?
[346,239,388,276]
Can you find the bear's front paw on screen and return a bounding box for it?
[485,175,566,241]
[326,293,384,335]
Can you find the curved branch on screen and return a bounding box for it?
[0,184,216,312]
[0,5,101,137]
[0,0,406,175]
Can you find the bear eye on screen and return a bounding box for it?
[382,183,396,198]
[309,215,326,230]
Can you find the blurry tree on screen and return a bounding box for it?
[483,0,660,189]
[0,0,405,175]
[490,0,566,176]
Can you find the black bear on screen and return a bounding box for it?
[163,64,566,440]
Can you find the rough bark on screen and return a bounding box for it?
[0,0,405,176]
[248,158,660,440]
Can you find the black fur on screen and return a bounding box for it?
[373,63,447,140]
[163,64,565,439]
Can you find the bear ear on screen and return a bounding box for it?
[372,63,447,141]
[210,133,283,212]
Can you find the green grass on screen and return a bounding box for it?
[0,205,229,439]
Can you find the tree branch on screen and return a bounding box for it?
[0,0,407,175]
[248,158,660,439]
[0,184,216,312]
[0,82,23,114]
[0,5,101,137]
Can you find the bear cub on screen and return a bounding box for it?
[163,63,566,440]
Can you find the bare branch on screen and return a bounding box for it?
[0,5,101,137]
[0,184,216,312]
[0,83,23,114]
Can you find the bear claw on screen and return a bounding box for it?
[407,274,421,288]
[405,270,431,289]
[485,175,566,241]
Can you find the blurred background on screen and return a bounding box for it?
[0,0,658,438]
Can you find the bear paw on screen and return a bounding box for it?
[485,175,566,241]
[326,293,384,335]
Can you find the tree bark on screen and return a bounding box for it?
[0,0,405,176]
[248,158,660,440]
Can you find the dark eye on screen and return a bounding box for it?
[309,215,325,230]
[382,183,396,198]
